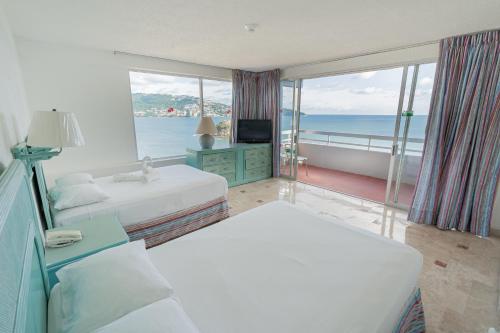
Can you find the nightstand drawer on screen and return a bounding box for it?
[202,152,236,167]
[203,162,236,174]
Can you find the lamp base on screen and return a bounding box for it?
[199,134,215,149]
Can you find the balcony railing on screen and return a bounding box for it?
[282,129,425,155]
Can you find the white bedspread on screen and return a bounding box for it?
[94,297,200,333]
[52,165,228,228]
[148,201,423,333]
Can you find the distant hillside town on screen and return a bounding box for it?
[132,93,231,117]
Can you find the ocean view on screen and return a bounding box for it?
[134,115,428,159]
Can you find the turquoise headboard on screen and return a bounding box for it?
[0,160,49,333]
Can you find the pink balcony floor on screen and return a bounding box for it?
[294,164,415,205]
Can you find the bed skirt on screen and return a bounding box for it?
[393,288,425,333]
[125,196,229,248]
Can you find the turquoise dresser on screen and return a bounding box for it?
[186,143,272,187]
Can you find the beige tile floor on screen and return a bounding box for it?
[227,178,500,333]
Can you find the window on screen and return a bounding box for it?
[129,72,231,159]
[202,79,232,138]
[300,67,405,152]
[299,64,436,154]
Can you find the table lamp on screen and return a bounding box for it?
[12,109,85,168]
[196,116,217,149]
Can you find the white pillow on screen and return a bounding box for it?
[55,173,94,187]
[56,240,174,333]
[50,183,109,210]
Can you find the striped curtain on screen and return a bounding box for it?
[408,30,500,237]
[231,69,281,177]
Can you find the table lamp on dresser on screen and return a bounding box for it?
[196,116,217,149]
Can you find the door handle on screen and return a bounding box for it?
[392,144,398,156]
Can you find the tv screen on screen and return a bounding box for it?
[237,120,272,143]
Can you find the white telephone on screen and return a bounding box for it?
[46,229,83,248]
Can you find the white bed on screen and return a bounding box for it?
[52,165,228,228]
[145,201,423,333]
[48,201,424,333]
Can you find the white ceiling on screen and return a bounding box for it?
[3,0,500,71]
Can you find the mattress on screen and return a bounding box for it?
[148,201,423,333]
[52,165,228,228]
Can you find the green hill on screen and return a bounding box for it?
[132,93,230,116]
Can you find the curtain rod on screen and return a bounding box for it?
[282,27,500,70]
[113,50,233,71]
[282,40,439,70]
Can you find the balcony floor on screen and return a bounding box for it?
[295,164,415,205]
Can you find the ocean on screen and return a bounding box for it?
[134,115,428,159]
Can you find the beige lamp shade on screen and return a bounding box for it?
[27,111,85,148]
[195,117,217,135]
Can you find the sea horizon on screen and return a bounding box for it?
[134,114,428,159]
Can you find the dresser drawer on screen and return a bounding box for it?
[220,172,236,183]
[244,166,272,180]
[203,162,236,174]
[244,148,271,160]
[202,152,236,166]
[245,158,271,170]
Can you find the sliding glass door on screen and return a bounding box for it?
[386,63,436,209]
[280,80,302,179]
[280,62,436,208]
[297,67,405,202]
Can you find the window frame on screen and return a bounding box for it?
[128,69,232,161]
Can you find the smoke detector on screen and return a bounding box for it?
[244,24,258,32]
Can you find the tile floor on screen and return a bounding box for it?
[227,178,500,333]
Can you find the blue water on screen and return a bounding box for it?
[134,117,230,159]
[283,114,427,153]
[282,115,427,138]
[134,115,428,159]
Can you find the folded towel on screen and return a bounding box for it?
[112,173,145,183]
[142,156,153,174]
[112,167,161,184]
[143,168,160,183]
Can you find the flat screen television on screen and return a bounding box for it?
[237,120,272,143]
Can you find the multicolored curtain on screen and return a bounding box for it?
[408,30,500,237]
[231,69,281,177]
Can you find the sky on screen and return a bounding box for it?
[297,63,436,115]
[129,71,232,105]
[130,63,436,116]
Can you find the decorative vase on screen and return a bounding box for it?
[199,134,215,149]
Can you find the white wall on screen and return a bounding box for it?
[0,7,30,172]
[281,43,439,79]
[15,38,232,182]
[298,142,420,185]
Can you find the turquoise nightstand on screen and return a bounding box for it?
[45,216,129,288]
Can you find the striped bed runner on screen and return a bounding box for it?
[125,196,229,248]
[393,288,425,333]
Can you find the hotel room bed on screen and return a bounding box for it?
[47,200,425,333]
[51,165,229,248]
[144,201,425,333]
